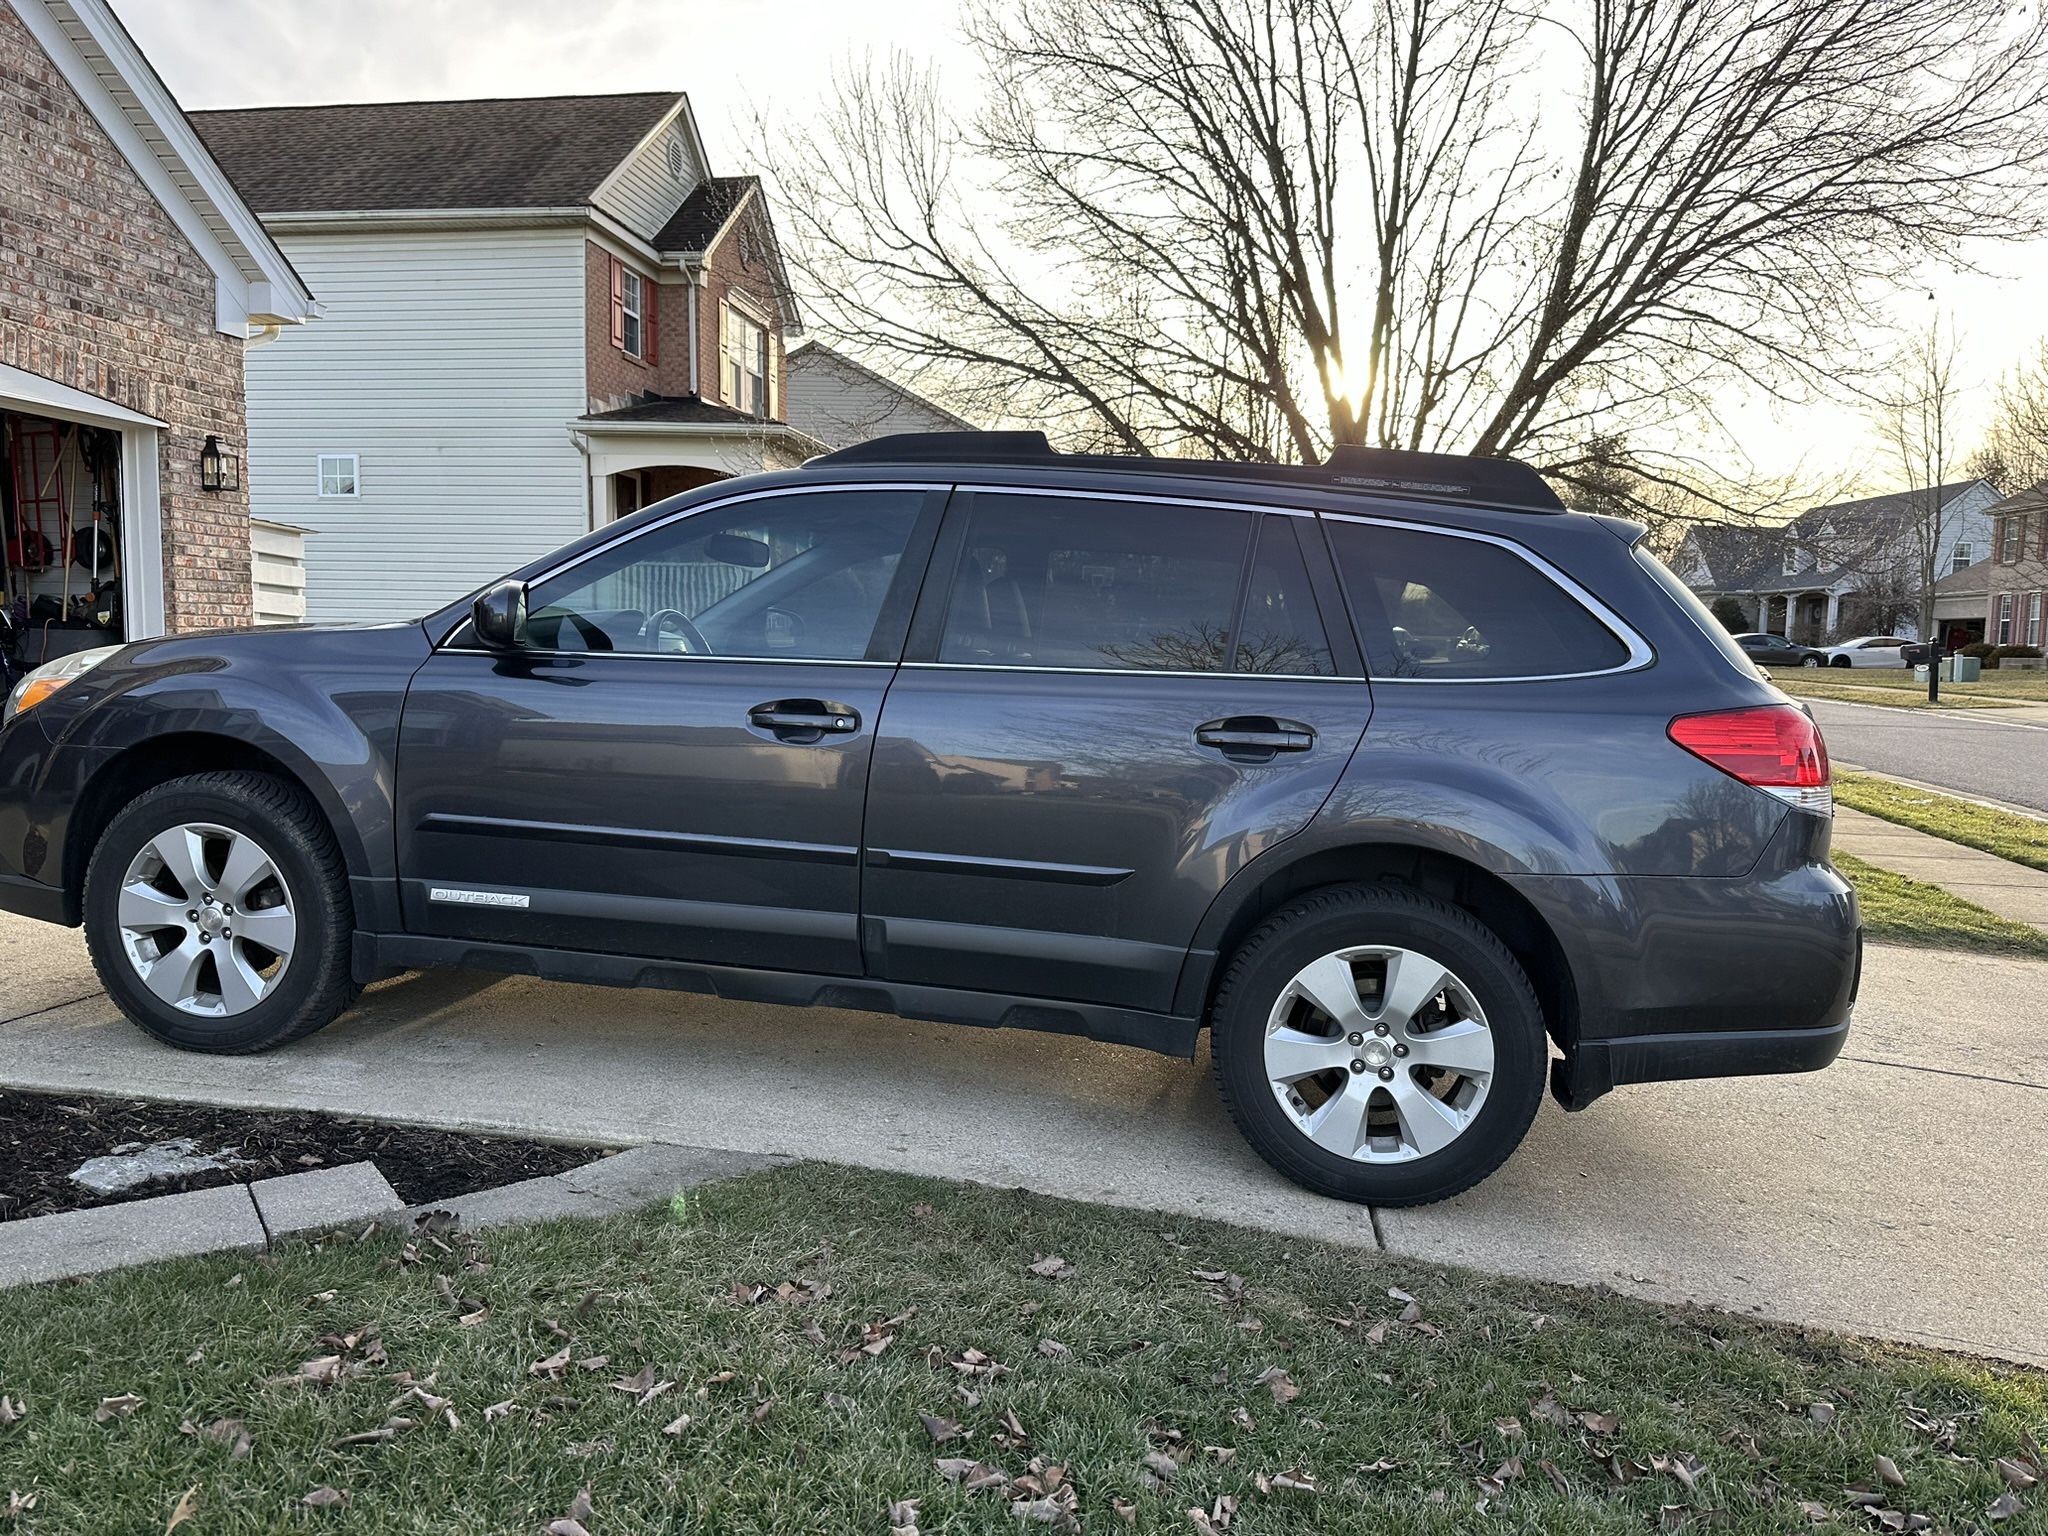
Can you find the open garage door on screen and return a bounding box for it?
[0,363,166,666]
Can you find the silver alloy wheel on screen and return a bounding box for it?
[1263,945,1495,1163]
[115,821,296,1017]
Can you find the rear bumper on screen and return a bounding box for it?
[1550,1010,1852,1110]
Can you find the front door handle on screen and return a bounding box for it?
[1195,716,1314,761]
[749,699,861,742]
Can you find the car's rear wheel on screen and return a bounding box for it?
[1210,885,1545,1206]
[83,771,358,1052]
[1830,656,1851,668]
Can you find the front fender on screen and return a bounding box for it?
[34,624,431,928]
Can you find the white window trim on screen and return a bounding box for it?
[1996,594,2014,644]
[316,453,360,499]
[1950,542,1974,573]
[720,298,770,416]
[620,269,645,361]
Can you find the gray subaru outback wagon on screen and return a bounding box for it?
[0,434,1858,1205]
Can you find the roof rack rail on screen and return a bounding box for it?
[803,430,1564,513]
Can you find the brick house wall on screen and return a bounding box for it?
[1987,503,2048,649]
[0,0,252,631]
[695,204,786,415]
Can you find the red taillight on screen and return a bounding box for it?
[1668,705,1831,811]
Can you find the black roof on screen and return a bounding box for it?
[806,432,1566,513]
[654,176,756,253]
[189,91,680,213]
[578,393,782,428]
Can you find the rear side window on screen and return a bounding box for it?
[1236,517,1335,675]
[1326,520,1631,680]
[938,494,1250,671]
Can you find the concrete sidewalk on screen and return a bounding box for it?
[1832,804,2048,931]
[0,914,2042,1366]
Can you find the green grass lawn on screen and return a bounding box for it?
[1835,851,2048,959]
[1837,771,2048,874]
[0,1165,2041,1534]
[1776,667,2048,703]
[1766,671,2017,710]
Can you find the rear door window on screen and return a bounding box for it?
[1235,516,1335,675]
[937,494,1251,672]
[1325,519,1632,680]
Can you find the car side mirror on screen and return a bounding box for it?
[471,578,528,649]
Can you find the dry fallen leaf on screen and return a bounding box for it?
[920,1412,962,1444]
[1112,1496,1138,1522]
[1808,1402,1837,1425]
[1988,1491,2024,1521]
[1494,1416,1525,1440]
[302,1487,348,1509]
[1028,1256,1075,1281]
[1576,1409,1621,1436]
[1254,1366,1300,1404]
[530,1345,573,1379]
[1876,1455,1905,1488]
[0,1397,22,1427]
[935,1458,1008,1492]
[1036,1338,1071,1360]
[1266,1468,1320,1494]
[164,1485,201,1533]
[662,1411,691,1437]
[95,1394,143,1423]
[1229,1406,1255,1432]
[1142,1450,1180,1486]
[1996,1458,2040,1491]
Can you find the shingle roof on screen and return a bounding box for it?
[1683,480,1995,593]
[654,176,756,253]
[189,92,680,213]
[578,393,775,428]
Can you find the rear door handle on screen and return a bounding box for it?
[1195,717,1314,759]
[749,699,861,741]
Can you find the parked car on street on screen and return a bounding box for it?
[1732,631,1827,668]
[1819,635,1911,668]
[0,435,1859,1206]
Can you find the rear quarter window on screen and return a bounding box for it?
[1325,520,1633,680]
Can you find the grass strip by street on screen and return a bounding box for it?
[1767,672,2016,710]
[1836,771,2048,875]
[1780,668,2048,704]
[1834,852,2048,958]
[0,1164,2041,1534]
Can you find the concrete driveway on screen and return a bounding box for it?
[1,914,2041,1366]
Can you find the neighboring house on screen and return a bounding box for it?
[1986,480,2048,649]
[190,91,815,624]
[1673,480,1999,644]
[784,341,975,449]
[0,0,316,648]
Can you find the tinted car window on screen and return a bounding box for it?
[524,490,923,660]
[1236,517,1335,675]
[1328,520,1631,679]
[939,494,1251,671]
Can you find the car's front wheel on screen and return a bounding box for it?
[1209,885,1546,1206]
[1830,656,1852,667]
[1802,655,1822,668]
[82,771,358,1053]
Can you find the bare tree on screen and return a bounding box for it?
[1872,318,1962,643]
[1969,339,2048,494]
[761,0,2048,512]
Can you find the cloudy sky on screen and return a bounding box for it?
[116,0,2048,495]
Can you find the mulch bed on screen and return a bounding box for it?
[0,1089,603,1222]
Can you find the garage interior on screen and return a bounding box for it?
[0,406,131,668]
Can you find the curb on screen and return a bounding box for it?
[0,1142,787,1290]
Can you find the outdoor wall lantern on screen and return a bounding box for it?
[198,434,239,493]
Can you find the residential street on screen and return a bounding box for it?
[1808,697,2048,813]
[2,914,2040,1366]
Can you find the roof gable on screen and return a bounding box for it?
[189,91,682,215]
[11,0,316,330]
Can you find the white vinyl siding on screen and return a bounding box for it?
[784,347,973,449]
[250,518,310,625]
[245,226,590,623]
[593,124,698,240]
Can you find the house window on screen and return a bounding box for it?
[2030,592,2044,647]
[1950,542,1974,574]
[722,304,769,416]
[1782,546,1800,576]
[2002,517,2022,562]
[316,454,358,498]
[619,269,644,359]
[1996,594,2014,644]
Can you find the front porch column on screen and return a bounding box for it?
[1755,594,1769,630]
[1823,590,1840,636]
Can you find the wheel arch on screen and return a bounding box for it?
[1181,841,1581,1055]
[62,732,370,925]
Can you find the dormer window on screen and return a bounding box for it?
[1782,546,1800,576]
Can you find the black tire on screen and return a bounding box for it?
[1209,884,1546,1206]
[1830,656,1851,668]
[82,770,358,1053]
